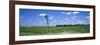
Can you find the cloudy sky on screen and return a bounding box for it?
[19,8,90,26]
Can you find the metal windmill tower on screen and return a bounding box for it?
[44,14,49,30]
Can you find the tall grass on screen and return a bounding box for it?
[20,25,90,36]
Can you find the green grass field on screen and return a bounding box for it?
[20,25,90,36]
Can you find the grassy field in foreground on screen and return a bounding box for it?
[20,25,90,36]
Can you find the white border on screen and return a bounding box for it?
[15,5,93,41]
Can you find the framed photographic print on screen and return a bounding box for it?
[9,1,95,44]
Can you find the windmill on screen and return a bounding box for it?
[44,14,49,30]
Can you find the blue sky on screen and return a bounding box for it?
[19,8,90,26]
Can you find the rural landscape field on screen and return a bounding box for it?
[20,25,90,36]
[19,9,90,36]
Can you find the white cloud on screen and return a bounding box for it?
[62,12,72,14]
[76,20,87,24]
[49,16,54,20]
[62,11,80,15]
[86,16,90,19]
[65,18,69,20]
[77,20,84,23]
[73,12,80,14]
[71,16,77,19]
[53,20,57,22]
[71,19,76,20]
[66,12,71,14]
[70,16,79,21]
[39,13,47,16]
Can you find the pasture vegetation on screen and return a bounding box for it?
[20,25,90,36]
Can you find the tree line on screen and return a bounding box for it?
[56,24,89,27]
